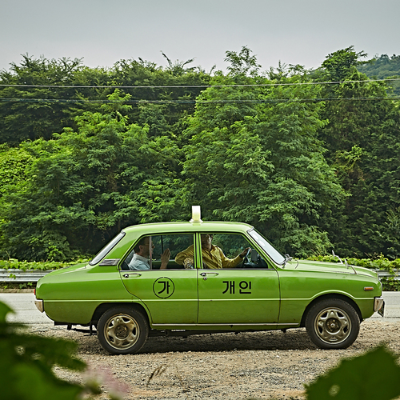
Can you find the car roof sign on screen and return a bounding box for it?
[190,205,202,223]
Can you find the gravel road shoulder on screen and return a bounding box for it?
[29,318,400,400]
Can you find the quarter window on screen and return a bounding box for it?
[89,232,126,266]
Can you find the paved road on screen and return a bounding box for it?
[370,291,400,320]
[1,291,400,325]
[0,292,52,324]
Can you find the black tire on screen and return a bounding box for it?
[97,306,149,355]
[305,298,360,349]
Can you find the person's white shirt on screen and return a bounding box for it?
[128,254,150,270]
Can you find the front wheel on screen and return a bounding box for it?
[97,306,149,355]
[305,298,360,349]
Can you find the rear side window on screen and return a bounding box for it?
[89,232,126,265]
[122,234,193,270]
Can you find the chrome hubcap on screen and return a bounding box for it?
[104,314,139,350]
[314,307,351,344]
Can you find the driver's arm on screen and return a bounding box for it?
[220,247,250,268]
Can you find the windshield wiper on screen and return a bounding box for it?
[332,250,344,264]
[332,250,356,274]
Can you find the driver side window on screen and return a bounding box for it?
[198,233,268,269]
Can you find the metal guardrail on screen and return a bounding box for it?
[376,271,400,280]
[0,269,53,282]
[0,268,399,283]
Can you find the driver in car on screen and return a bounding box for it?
[175,234,250,269]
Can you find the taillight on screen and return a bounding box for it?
[34,288,36,296]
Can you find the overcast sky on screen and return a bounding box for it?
[1,0,399,73]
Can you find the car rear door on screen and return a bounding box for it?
[120,233,198,324]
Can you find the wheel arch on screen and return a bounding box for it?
[300,293,362,327]
[91,302,151,326]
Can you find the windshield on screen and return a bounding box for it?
[248,229,285,265]
[89,232,126,265]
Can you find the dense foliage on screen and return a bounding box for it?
[1,47,400,261]
[315,47,400,258]
[358,54,400,96]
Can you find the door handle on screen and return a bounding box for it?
[123,273,142,278]
[200,272,219,281]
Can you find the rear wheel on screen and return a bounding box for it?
[97,306,148,355]
[305,298,360,349]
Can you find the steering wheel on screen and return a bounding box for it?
[240,248,251,268]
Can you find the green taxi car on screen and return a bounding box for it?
[35,209,384,354]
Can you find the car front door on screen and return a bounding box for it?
[196,233,280,324]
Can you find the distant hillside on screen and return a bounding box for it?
[358,54,400,96]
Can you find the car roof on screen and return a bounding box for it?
[122,221,254,235]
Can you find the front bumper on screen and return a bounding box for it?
[34,298,44,313]
[374,297,385,317]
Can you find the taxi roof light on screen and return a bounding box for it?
[190,205,202,223]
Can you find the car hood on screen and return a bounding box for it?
[284,259,378,278]
[41,262,88,278]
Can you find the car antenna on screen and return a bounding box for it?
[344,258,357,274]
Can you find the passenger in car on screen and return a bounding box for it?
[129,237,170,270]
[175,234,250,269]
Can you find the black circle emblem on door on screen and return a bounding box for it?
[153,277,175,299]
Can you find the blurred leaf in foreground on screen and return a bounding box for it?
[0,301,87,400]
[305,345,400,400]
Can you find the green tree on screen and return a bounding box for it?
[0,144,33,256]
[0,55,112,145]
[110,55,211,139]
[0,144,32,197]
[180,49,344,257]
[358,54,400,96]
[320,46,368,82]
[0,90,182,260]
[316,47,400,257]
